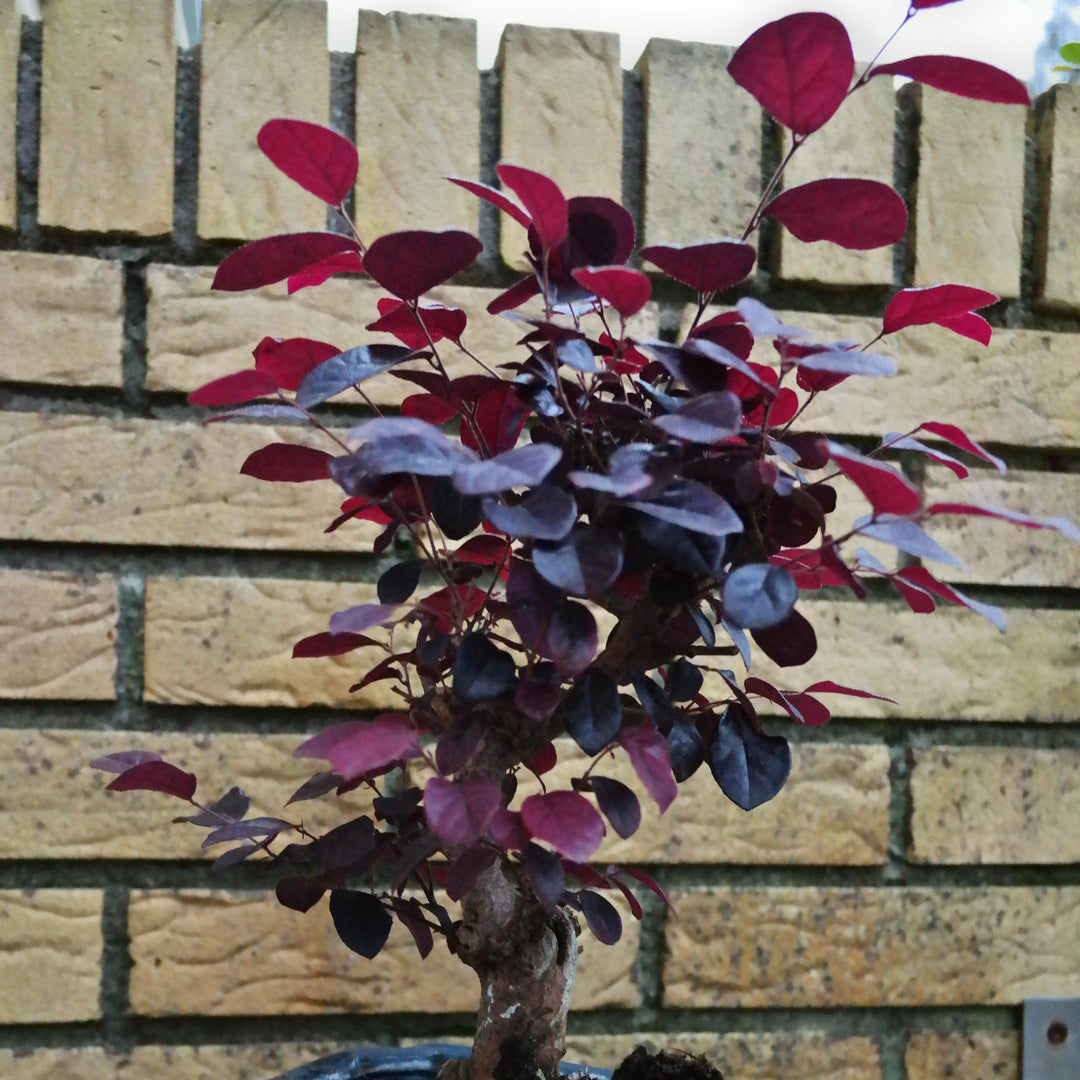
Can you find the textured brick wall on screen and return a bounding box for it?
[1,3,1079,1079]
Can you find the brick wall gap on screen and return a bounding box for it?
[477,68,502,276]
[1009,102,1044,326]
[172,45,201,257]
[621,68,644,263]
[98,885,132,1049]
[114,572,146,707]
[757,114,782,279]
[14,11,41,248]
[329,50,356,233]
[631,889,666,1020]
[121,262,149,410]
[886,738,912,883]
[0,861,296,893]
[0,1021,105,1054]
[879,1027,907,1080]
[895,86,922,289]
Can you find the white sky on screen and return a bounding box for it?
[329,0,1059,78]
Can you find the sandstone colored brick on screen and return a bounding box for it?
[0,890,103,1023]
[0,729,376,860]
[905,1031,1018,1080]
[0,1043,345,1080]
[0,0,17,229]
[727,602,1080,723]
[778,71,895,286]
[636,40,760,247]
[564,1032,880,1080]
[1036,84,1080,311]
[912,87,1026,297]
[499,26,622,267]
[664,886,1080,1007]
[0,570,117,700]
[923,469,1080,587]
[910,747,1080,865]
[505,740,890,865]
[39,0,175,234]
[144,577,391,709]
[198,0,329,241]
[0,251,124,386]
[355,12,479,238]
[129,890,638,1015]
[0,411,378,551]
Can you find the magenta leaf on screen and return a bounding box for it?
[936,311,992,346]
[447,176,532,229]
[765,179,907,250]
[287,250,364,294]
[240,443,333,483]
[894,566,1006,632]
[917,421,1006,473]
[708,703,792,809]
[363,229,483,300]
[424,776,501,846]
[620,723,677,814]
[496,164,568,250]
[883,432,968,478]
[520,790,606,861]
[330,889,393,959]
[924,503,1080,544]
[91,750,162,774]
[579,890,622,945]
[572,266,651,318]
[826,441,921,515]
[912,0,963,6]
[257,119,358,205]
[882,284,999,336]
[188,369,279,406]
[107,760,196,800]
[639,240,756,293]
[870,55,1030,106]
[295,717,419,779]
[212,233,361,292]
[745,677,831,727]
[728,13,854,134]
[253,337,340,392]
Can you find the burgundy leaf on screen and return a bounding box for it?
[188,369,278,406]
[917,422,1006,473]
[572,265,651,318]
[803,680,896,703]
[446,176,532,229]
[329,889,393,959]
[765,179,907,250]
[544,600,599,678]
[291,631,375,658]
[91,750,162,774]
[870,55,1030,106]
[883,432,969,478]
[924,503,1080,543]
[327,602,399,635]
[579,890,622,945]
[295,717,419,779]
[691,312,755,359]
[497,164,568,250]
[463,383,528,455]
[533,525,623,597]
[240,443,333,483]
[212,233,361,292]
[745,677,830,727]
[623,866,674,911]
[257,118,358,205]
[424,775,502,846]
[253,336,340,391]
[446,845,499,902]
[389,896,434,959]
[366,299,467,348]
[107,760,196,800]
[894,566,1006,632]
[609,874,644,920]
[912,0,963,6]
[639,240,756,293]
[826,442,921,515]
[487,274,543,315]
[520,790,606,861]
[882,284,999,336]
[620,723,677,814]
[287,249,365,294]
[525,842,566,908]
[276,876,326,913]
[752,609,817,668]
[363,229,483,300]
[937,311,992,346]
[402,393,458,425]
[728,12,854,134]
[435,720,485,776]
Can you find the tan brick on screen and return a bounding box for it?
[912,88,1026,297]
[664,886,1080,1007]
[144,577,393,708]
[910,747,1080,864]
[1036,84,1080,311]
[636,40,760,246]
[923,469,1080,587]
[0,411,378,551]
[778,71,895,286]
[564,1032,881,1080]
[0,251,124,386]
[0,0,17,229]
[905,1031,1017,1080]
[0,729,376,860]
[39,0,175,235]
[0,570,117,700]
[0,1043,345,1080]
[129,889,638,1015]
[354,12,479,239]
[726,602,1080,723]
[498,26,621,267]
[506,740,890,865]
[0,890,103,1023]
[198,0,329,241]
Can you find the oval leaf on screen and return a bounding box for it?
[424,776,502,846]
[708,704,791,811]
[240,443,332,482]
[565,670,623,755]
[640,240,756,293]
[653,390,742,443]
[447,176,532,229]
[628,479,744,539]
[496,164,568,250]
[189,369,278,406]
[525,841,566,909]
[296,344,418,409]
[620,723,677,814]
[765,179,907,250]
[107,760,196,800]
[364,229,483,300]
[295,717,419,779]
[882,284,998,336]
[253,336,341,391]
[590,777,641,840]
[258,119,358,205]
[533,525,623,597]
[329,889,393,959]
[579,890,622,945]
[452,632,516,705]
[871,55,1030,106]
[520,790,606,862]
[482,485,578,540]
[722,564,798,630]
[572,265,651,318]
[453,443,562,496]
[212,232,361,292]
[826,441,921,515]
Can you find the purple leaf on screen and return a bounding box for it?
[326,603,399,635]
[544,600,599,678]
[525,842,566,909]
[257,119,358,205]
[202,817,291,848]
[107,761,196,800]
[569,444,667,497]
[377,559,424,605]
[591,777,641,840]
[295,344,419,409]
[870,55,1030,106]
[520,790,606,862]
[639,240,756,293]
[329,889,393,959]
[565,671,623,755]
[533,525,624,596]
[91,750,162,774]
[176,786,250,825]
[855,514,964,567]
[797,349,895,377]
[452,633,516,705]
[204,403,308,425]
[212,233,361,292]
[294,717,419,779]
[447,845,499,902]
[765,179,907,250]
[620,723,677,814]
[435,719,485,776]
[735,298,808,339]
[497,164,568,250]
[285,771,344,805]
[363,229,483,300]
[389,896,435,959]
[579,889,622,945]
[653,390,742,443]
[708,704,791,810]
[424,776,502,846]
[453,443,562,496]
[722,564,798,631]
[667,719,706,782]
[276,876,326,913]
[482,485,577,540]
[628,478,744,538]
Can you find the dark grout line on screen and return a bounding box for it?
[477,68,502,274]
[172,46,202,258]
[15,13,42,248]
[120,262,149,412]
[99,886,132,1050]
[329,50,357,231]
[621,68,644,264]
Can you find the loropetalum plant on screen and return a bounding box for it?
[95,7,1080,1080]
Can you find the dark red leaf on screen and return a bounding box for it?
[728,13,854,134]
[367,298,468,349]
[571,266,651,318]
[917,421,1006,472]
[894,566,1006,632]
[212,233,361,292]
[363,229,483,300]
[446,176,532,229]
[275,877,326,913]
[390,897,435,959]
[882,284,999,335]
[291,631,374,658]
[936,311,992,346]
[287,250,364,293]
[465,383,528,455]
[257,118,358,205]
[399,393,457,426]
[424,776,502,846]
[640,240,756,294]
[295,717,420,779]
[871,55,1030,106]
[924,503,1080,543]
[487,274,543,315]
[623,866,674,911]
[497,164,568,250]
[765,179,907,250]
[745,676,830,726]
[912,0,963,6]
[803,680,896,703]
[520,790,606,861]
[883,432,968,478]
[188,369,279,406]
[240,443,333,483]
[752,609,817,667]
[525,742,558,777]
[826,442,921,515]
[107,760,196,800]
[330,889,392,959]
[619,723,677,814]
[447,845,499,902]
[253,337,340,391]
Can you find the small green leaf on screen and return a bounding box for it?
[1052,64,1080,72]
[1060,41,1080,64]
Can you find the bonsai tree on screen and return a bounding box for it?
[94,6,1078,1079]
